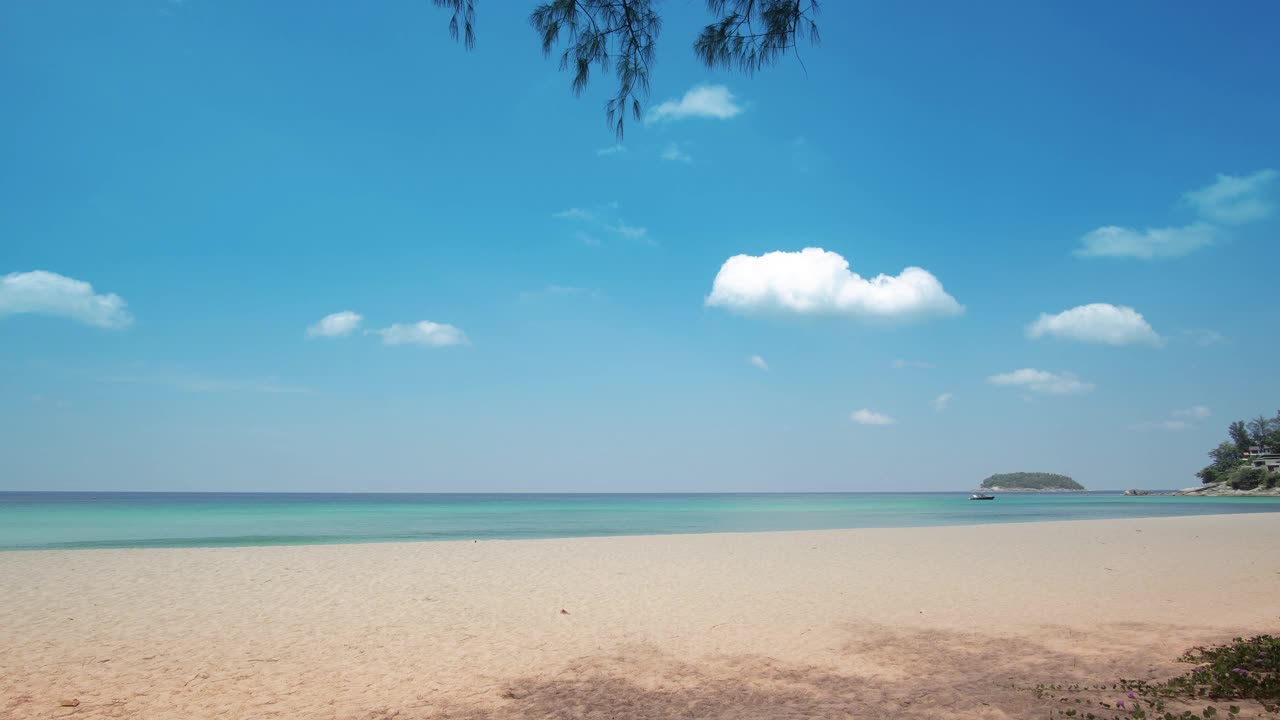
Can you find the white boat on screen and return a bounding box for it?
[969,492,996,500]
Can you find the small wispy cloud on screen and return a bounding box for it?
[661,143,693,164]
[1184,169,1276,225]
[1181,328,1226,347]
[851,408,896,425]
[891,359,934,370]
[0,270,132,329]
[932,392,953,412]
[518,285,601,302]
[1134,405,1211,431]
[306,310,363,338]
[647,84,742,124]
[554,207,595,221]
[1075,169,1275,260]
[373,321,468,347]
[1075,223,1218,260]
[988,369,1094,396]
[596,144,625,157]
[554,203,651,246]
[749,355,769,371]
[1172,405,1211,419]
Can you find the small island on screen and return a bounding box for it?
[979,472,1085,492]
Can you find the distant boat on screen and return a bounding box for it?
[969,492,996,500]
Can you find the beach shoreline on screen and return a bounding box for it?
[3,514,1279,718]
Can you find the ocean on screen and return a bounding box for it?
[3,491,1280,551]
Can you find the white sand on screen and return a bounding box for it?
[3,514,1279,719]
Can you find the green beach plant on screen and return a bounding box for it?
[1033,635,1280,719]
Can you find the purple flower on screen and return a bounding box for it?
[1127,692,1136,699]
[1232,668,1248,675]
[1117,700,1125,709]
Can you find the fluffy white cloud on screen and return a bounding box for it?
[1172,405,1211,419]
[851,409,896,425]
[1026,303,1161,346]
[660,143,692,163]
[987,369,1094,396]
[0,270,132,329]
[374,321,468,347]
[306,310,363,338]
[647,84,742,123]
[1074,223,1218,260]
[1184,169,1276,225]
[706,248,963,320]
[749,355,769,371]
[932,392,953,412]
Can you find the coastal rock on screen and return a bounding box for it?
[1123,489,1149,496]
[1172,482,1280,497]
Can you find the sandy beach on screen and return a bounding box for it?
[3,514,1279,719]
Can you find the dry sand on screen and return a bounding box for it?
[3,514,1279,719]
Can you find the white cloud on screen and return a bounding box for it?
[647,84,742,123]
[1074,223,1218,260]
[554,204,651,246]
[0,270,132,329]
[306,310,363,338]
[611,223,648,240]
[987,369,1094,396]
[1135,405,1211,431]
[554,207,594,221]
[1184,169,1276,225]
[596,144,625,156]
[706,248,963,320]
[661,143,692,163]
[518,285,600,302]
[851,409,896,425]
[1140,419,1190,431]
[749,355,769,371]
[1026,303,1161,347]
[1181,328,1226,347]
[932,392,953,412]
[374,321,468,347]
[1172,405,1211,419]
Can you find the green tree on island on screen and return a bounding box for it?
[1197,409,1280,489]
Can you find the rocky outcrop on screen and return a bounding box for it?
[1123,489,1149,496]
[1172,483,1280,497]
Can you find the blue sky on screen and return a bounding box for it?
[2,0,1277,492]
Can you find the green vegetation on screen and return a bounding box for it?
[980,472,1084,490]
[1033,635,1280,719]
[431,1,821,137]
[1197,410,1280,486]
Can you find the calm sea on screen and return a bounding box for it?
[2,491,1279,551]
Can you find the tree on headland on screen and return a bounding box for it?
[430,1,821,137]
[1228,420,1252,451]
[1247,414,1278,447]
[1196,441,1242,484]
[1198,409,1280,487]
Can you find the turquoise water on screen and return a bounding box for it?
[3,492,1280,551]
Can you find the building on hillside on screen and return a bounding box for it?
[1248,450,1280,473]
